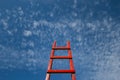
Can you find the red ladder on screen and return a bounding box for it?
[45,41,76,80]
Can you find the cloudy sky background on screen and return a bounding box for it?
[0,0,120,80]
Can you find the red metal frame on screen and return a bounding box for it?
[45,41,76,80]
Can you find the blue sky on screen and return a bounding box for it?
[0,0,120,80]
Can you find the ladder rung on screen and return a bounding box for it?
[50,56,72,59]
[47,70,75,73]
[52,47,70,50]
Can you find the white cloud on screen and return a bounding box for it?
[17,7,24,16]
[27,49,35,56]
[29,41,34,47]
[50,12,54,17]
[1,19,8,29]
[23,30,32,37]
[7,30,13,35]
[94,53,120,80]
[33,20,39,28]
[73,0,77,8]
[87,22,96,30]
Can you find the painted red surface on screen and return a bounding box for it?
[45,41,76,80]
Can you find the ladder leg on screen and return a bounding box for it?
[70,59,74,70]
[48,59,53,70]
[71,73,76,80]
[45,73,50,80]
